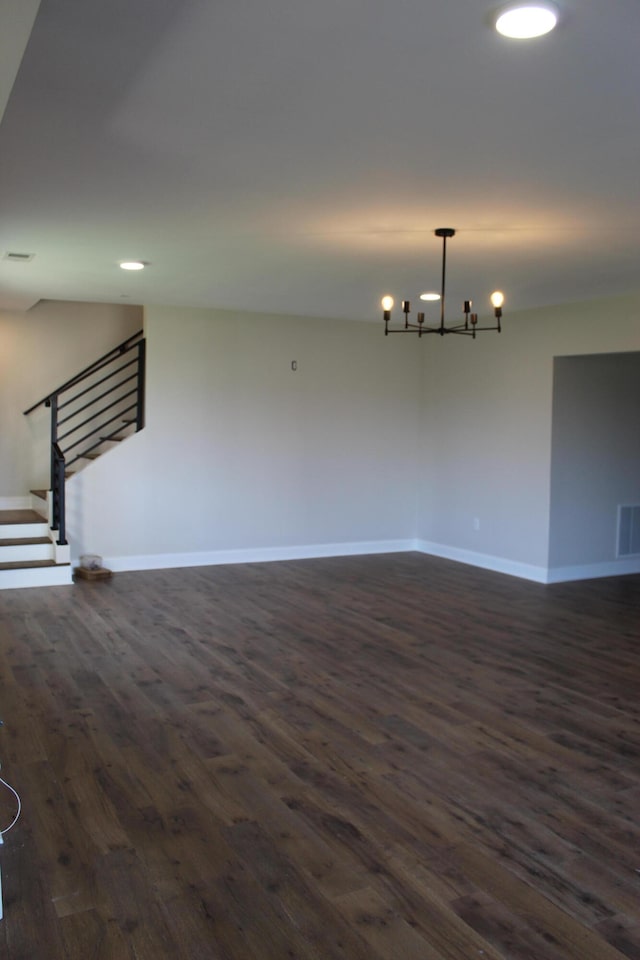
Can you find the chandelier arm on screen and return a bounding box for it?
[405,323,441,332]
[389,325,479,336]
[387,326,440,335]
[441,321,470,331]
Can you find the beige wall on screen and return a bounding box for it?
[0,300,142,496]
[9,293,638,579]
[66,305,422,564]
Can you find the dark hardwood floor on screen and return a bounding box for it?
[0,553,638,960]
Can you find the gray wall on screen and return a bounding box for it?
[416,295,640,578]
[549,351,640,570]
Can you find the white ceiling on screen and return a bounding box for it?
[0,0,638,321]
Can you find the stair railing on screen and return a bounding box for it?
[24,330,146,545]
[51,442,66,545]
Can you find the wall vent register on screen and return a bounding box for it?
[617,504,640,557]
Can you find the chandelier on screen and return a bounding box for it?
[382,228,504,338]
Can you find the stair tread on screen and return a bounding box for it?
[0,510,47,525]
[0,560,69,571]
[30,489,48,500]
[0,537,51,547]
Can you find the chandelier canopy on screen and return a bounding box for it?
[382,228,504,338]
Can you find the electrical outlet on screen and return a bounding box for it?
[473,517,480,531]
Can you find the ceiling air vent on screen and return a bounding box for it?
[3,251,35,262]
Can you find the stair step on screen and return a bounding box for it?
[0,559,60,570]
[0,533,55,563]
[0,537,50,547]
[30,489,48,501]
[0,512,50,540]
[0,560,73,589]
[0,509,46,525]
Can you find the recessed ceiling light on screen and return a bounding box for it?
[495,2,559,39]
[119,260,146,271]
[419,292,441,302]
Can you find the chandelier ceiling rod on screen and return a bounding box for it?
[438,226,451,333]
[382,228,504,338]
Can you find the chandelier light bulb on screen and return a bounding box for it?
[381,295,394,311]
[490,290,505,308]
[495,3,558,39]
[420,292,441,302]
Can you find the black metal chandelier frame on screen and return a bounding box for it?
[383,228,503,338]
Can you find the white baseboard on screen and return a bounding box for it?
[546,557,640,583]
[102,539,418,573]
[0,496,32,510]
[415,539,549,583]
[91,538,640,584]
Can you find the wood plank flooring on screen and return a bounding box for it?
[0,553,638,959]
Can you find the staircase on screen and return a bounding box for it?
[0,502,72,589]
[0,330,145,590]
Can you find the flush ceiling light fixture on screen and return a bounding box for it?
[119,260,146,271]
[382,228,504,338]
[495,2,559,38]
